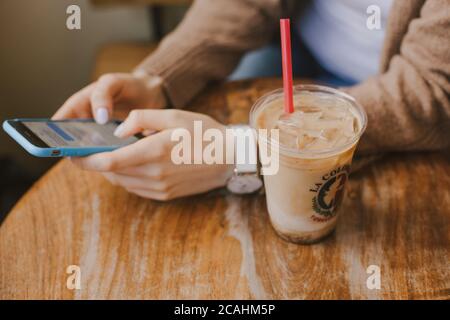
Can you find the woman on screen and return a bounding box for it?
[53,0,450,200]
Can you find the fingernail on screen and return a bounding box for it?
[95,108,109,124]
[114,123,125,137]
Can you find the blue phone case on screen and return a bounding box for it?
[3,119,122,157]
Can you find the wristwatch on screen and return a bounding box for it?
[226,125,263,194]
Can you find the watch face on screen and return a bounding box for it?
[227,175,263,194]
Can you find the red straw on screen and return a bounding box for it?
[280,19,294,114]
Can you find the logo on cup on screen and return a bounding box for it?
[310,165,350,221]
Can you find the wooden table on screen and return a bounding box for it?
[0,79,449,299]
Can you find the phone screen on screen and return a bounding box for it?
[22,121,138,147]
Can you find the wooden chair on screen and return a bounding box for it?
[90,0,191,79]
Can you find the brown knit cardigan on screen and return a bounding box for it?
[136,0,450,154]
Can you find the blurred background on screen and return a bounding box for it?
[0,0,190,222]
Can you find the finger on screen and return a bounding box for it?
[90,73,128,124]
[108,173,171,192]
[112,163,166,178]
[102,172,118,186]
[125,187,173,201]
[110,165,147,176]
[52,83,95,120]
[113,109,203,138]
[118,164,228,199]
[167,175,226,199]
[71,130,172,171]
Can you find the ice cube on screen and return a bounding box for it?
[342,115,356,137]
[277,112,304,128]
[296,134,317,149]
[321,128,339,141]
[273,99,359,151]
[304,119,343,131]
[306,137,333,151]
[303,129,323,139]
[321,105,348,120]
[276,121,302,149]
[298,105,322,113]
[332,134,350,148]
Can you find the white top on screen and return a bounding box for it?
[298,0,394,82]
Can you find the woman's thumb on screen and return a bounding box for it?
[114,109,196,138]
[113,109,154,138]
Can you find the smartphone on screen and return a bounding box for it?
[3,118,143,157]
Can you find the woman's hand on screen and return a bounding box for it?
[52,72,167,123]
[70,109,234,201]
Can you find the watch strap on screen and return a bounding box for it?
[229,125,258,174]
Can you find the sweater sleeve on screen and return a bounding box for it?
[345,0,450,154]
[135,0,281,108]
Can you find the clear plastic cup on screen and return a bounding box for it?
[250,84,367,244]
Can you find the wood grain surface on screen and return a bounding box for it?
[0,79,449,299]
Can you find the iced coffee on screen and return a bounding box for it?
[250,85,367,244]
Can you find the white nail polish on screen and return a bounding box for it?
[95,108,109,124]
[114,123,124,137]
